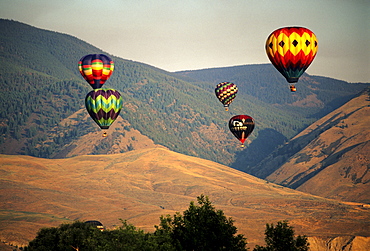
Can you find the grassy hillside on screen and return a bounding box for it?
[239,88,370,204]
[0,19,369,167]
[1,149,369,248]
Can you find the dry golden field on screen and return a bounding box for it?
[1,147,369,249]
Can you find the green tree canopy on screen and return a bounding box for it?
[155,194,248,251]
[22,196,312,251]
[23,195,248,250]
[24,221,104,251]
[253,221,309,251]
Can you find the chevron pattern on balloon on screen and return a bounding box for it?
[85,88,123,129]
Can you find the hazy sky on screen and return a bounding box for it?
[1,0,369,83]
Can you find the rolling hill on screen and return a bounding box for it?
[0,18,369,168]
[1,148,369,249]
[238,88,370,204]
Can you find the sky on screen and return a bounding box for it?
[0,0,369,83]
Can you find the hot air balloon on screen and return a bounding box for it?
[78,54,115,89]
[215,82,238,111]
[85,88,123,137]
[229,115,255,147]
[265,27,318,92]
[85,220,105,231]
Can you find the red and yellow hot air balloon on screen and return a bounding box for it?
[265,27,318,92]
[78,54,115,89]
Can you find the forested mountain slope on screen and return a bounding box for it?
[0,18,368,167]
[175,65,368,118]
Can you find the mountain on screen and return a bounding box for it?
[49,112,160,158]
[308,236,370,251]
[0,18,369,168]
[239,88,370,204]
[174,65,368,119]
[1,148,369,249]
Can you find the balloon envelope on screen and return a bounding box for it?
[85,88,123,129]
[265,27,318,84]
[85,221,105,231]
[215,82,238,110]
[229,115,255,147]
[78,54,114,89]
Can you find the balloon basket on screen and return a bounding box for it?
[290,85,297,92]
[102,131,108,137]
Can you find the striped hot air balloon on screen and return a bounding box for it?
[265,27,318,91]
[78,54,115,89]
[215,82,238,111]
[85,88,123,136]
[229,115,255,147]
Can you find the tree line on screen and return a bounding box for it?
[20,195,309,251]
